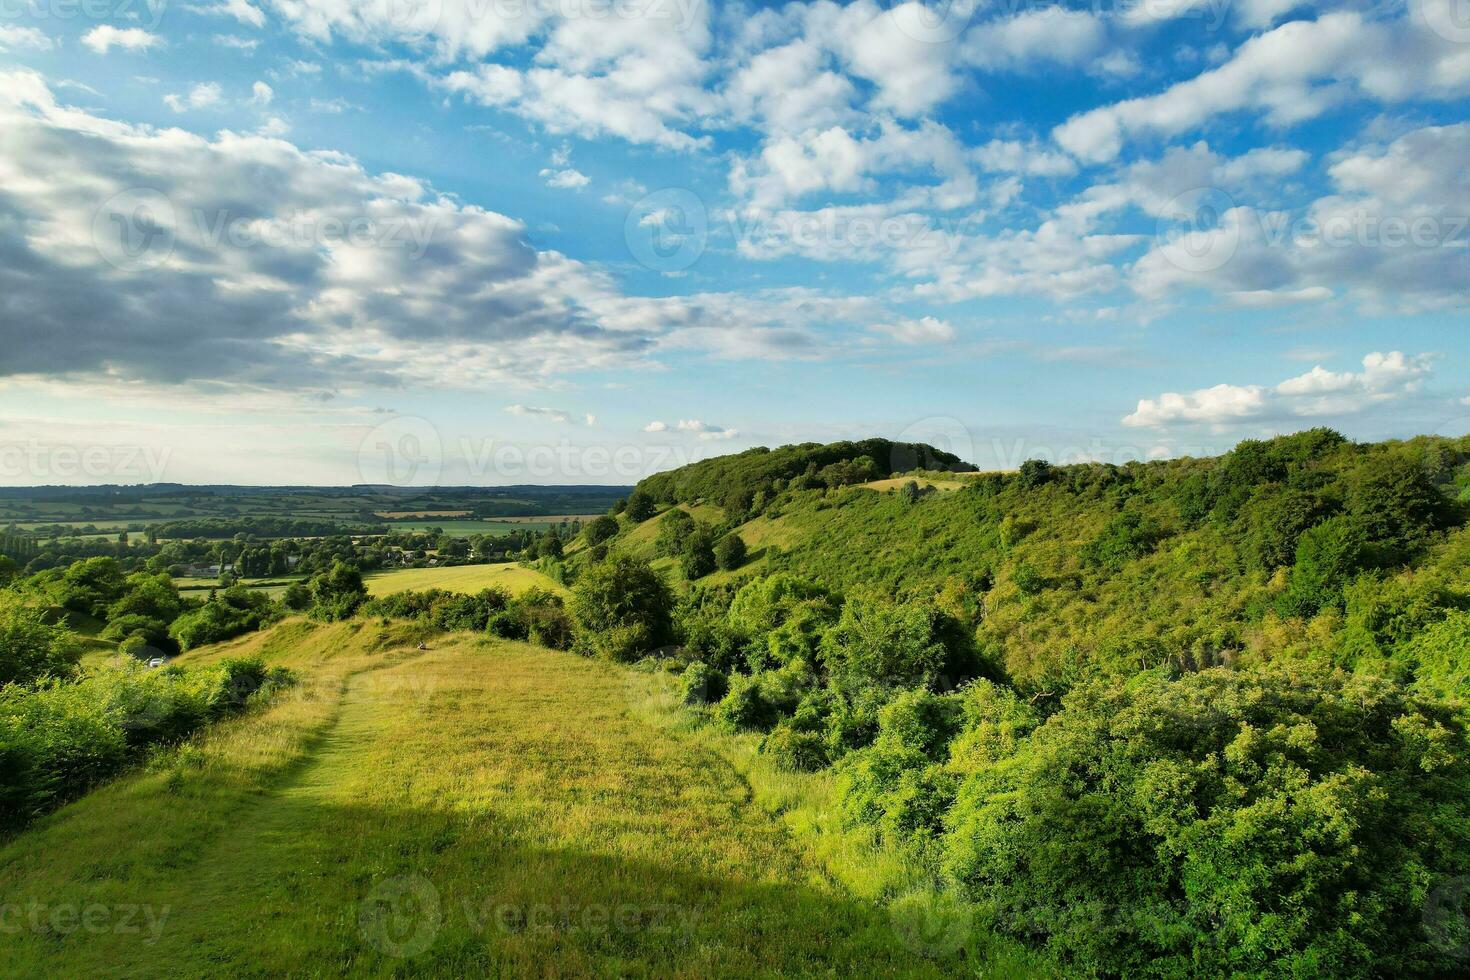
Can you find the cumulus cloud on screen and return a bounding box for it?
[1129,123,1470,311]
[643,420,668,432]
[0,70,661,393]
[539,167,589,189]
[1055,7,1470,163]
[81,26,161,54]
[165,82,224,112]
[1123,352,1437,428]
[677,419,739,440]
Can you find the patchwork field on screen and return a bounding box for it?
[0,623,959,977]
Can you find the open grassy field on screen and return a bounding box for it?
[363,563,566,597]
[0,622,964,977]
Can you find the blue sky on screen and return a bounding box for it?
[0,0,1467,484]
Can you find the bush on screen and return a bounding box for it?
[0,657,293,831]
[680,537,716,580]
[282,582,312,611]
[1277,515,1367,618]
[714,673,779,731]
[818,598,959,696]
[585,514,620,546]
[100,613,177,655]
[1081,511,1162,571]
[624,491,657,523]
[308,561,367,622]
[681,661,728,706]
[0,599,80,687]
[654,509,696,558]
[942,664,1470,978]
[761,724,828,772]
[169,588,277,651]
[714,534,747,570]
[570,555,675,662]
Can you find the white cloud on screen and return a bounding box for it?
[164,82,224,112]
[872,316,956,344]
[505,404,582,423]
[0,70,668,393]
[643,420,668,432]
[199,0,266,27]
[81,26,161,54]
[962,8,1107,73]
[1055,8,1470,163]
[0,26,54,52]
[677,419,739,440]
[539,167,589,189]
[251,81,273,106]
[731,119,976,211]
[1123,351,1437,428]
[1129,123,1470,311]
[214,35,260,52]
[972,139,1076,177]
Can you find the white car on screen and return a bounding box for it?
[147,657,167,668]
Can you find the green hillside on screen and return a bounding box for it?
[0,621,965,977]
[5,429,1470,977]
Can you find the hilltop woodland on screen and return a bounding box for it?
[5,432,1470,976]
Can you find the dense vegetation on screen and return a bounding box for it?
[5,430,1470,976]
[634,438,973,517]
[577,430,1470,976]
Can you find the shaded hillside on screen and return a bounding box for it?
[633,439,974,515]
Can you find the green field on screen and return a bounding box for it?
[363,563,566,597]
[0,622,962,976]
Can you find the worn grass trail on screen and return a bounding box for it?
[0,622,955,977]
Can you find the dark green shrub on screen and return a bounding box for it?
[761,724,828,772]
[942,665,1470,978]
[570,555,674,662]
[714,673,779,731]
[714,534,747,570]
[308,561,367,622]
[0,599,79,687]
[681,661,728,706]
[585,515,620,546]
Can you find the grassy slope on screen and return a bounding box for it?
[0,621,958,978]
[363,563,567,597]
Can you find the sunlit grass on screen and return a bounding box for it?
[0,622,975,977]
[362,563,566,597]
